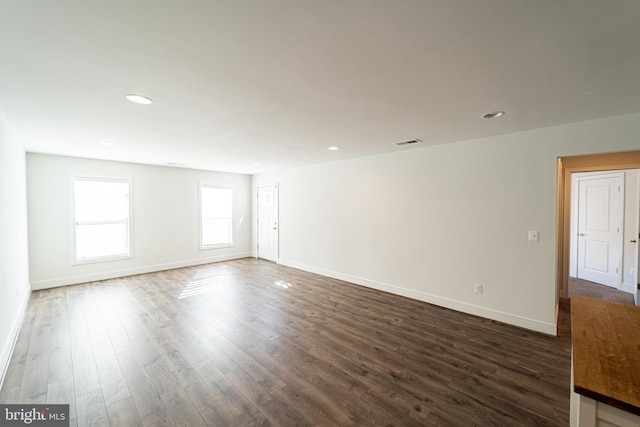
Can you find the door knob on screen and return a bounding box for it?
[579,233,587,236]
[631,239,637,243]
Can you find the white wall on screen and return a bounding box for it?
[252,112,640,334]
[0,111,30,387]
[27,154,252,289]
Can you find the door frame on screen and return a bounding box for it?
[256,183,279,262]
[636,172,640,304]
[556,150,640,300]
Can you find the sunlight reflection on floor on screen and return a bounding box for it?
[274,280,292,290]
[179,265,294,299]
[179,269,228,299]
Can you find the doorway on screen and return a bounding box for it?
[257,184,279,262]
[556,151,640,338]
[557,151,640,299]
[571,172,625,289]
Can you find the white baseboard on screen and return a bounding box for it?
[279,258,557,335]
[0,287,31,392]
[30,252,252,290]
[621,282,638,305]
[621,282,636,294]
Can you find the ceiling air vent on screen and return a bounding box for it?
[395,138,422,146]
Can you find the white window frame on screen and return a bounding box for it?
[72,175,133,264]
[199,183,234,250]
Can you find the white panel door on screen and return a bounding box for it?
[257,184,279,262]
[577,173,624,288]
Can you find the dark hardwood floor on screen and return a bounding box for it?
[0,258,571,426]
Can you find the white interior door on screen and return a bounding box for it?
[577,173,624,288]
[257,184,279,262]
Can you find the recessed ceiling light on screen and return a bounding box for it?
[481,111,505,119]
[126,94,153,105]
[328,146,340,151]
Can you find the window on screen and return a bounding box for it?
[73,177,131,262]
[200,185,233,248]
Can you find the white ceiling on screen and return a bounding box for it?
[1,0,639,175]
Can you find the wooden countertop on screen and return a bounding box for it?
[571,295,640,416]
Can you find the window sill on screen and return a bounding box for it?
[73,254,133,266]
[199,244,234,251]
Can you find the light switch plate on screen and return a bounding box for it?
[528,231,539,242]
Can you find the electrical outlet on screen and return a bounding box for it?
[528,231,539,242]
[341,258,346,265]
[474,283,483,294]
[631,268,636,276]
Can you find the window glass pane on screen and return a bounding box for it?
[202,218,233,246]
[76,223,130,259]
[74,177,131,261]
[201,186,233,247]
[75,179,129,222]
[202,187,232,218]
